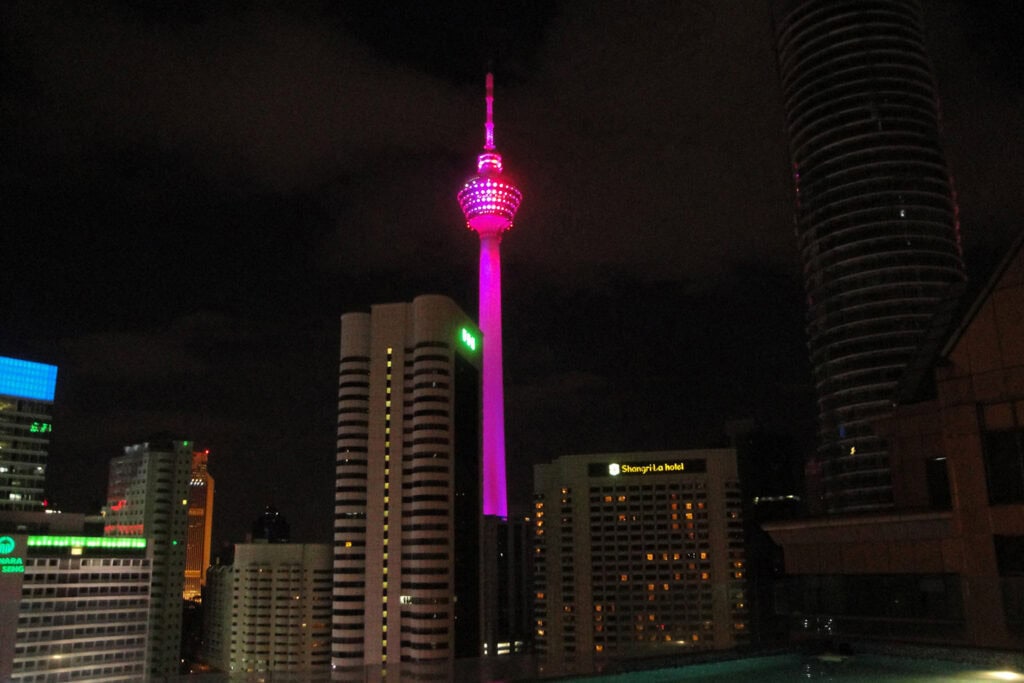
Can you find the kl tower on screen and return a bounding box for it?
[457,73,522,519]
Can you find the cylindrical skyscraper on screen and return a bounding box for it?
[457,73,522,519]
[774,0,965,512]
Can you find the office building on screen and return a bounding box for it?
[767,231,1024,649]
[332,295,484,673]
[184,448,214,602]
[456,72,523,519]
[0,356,58,512]
[104,439,192,679]
[533,450,747,672]
[0,530,151,682]
[773,0,966,512]
[203,541,331,676]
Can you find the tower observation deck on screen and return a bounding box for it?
[457,73,522,518]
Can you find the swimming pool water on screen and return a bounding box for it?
[566,654,1023,682]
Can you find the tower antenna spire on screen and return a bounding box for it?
[484,72,495,151]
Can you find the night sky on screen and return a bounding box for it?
[2,1,1021,548]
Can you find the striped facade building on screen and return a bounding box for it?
[774,0,965,512]
[332,295,485,675]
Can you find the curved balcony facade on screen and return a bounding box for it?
[774,0,965,512]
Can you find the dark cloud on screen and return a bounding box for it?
[1,0,1020,544]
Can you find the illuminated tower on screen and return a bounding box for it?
[774,0,965,512]
[184,448,214,601]
[457,73,522,519]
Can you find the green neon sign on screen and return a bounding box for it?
[0,537,23,573]
[0,557,24,573]
[27,536,147,550]
[460,327,477,352]
[29,422,52,433]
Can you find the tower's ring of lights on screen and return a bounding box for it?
[458,177,523,229]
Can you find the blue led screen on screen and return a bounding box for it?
[0,356,58,402]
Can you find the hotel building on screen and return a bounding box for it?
[203,542,332,676]
[533,450,747,671]
[184,448,214,602]
[104,439,192,679]
[332,295,485,673]
[0,356,58,512]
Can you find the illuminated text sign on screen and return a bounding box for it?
[0,536,24,573]
[588,459,707,477]
[26,536,147,550]
[460,327,478,352]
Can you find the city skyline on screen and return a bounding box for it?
[1,0,1021,547]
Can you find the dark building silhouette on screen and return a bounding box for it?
[251,505,290,543]
[766,230,1024,649]
[773,0,966,512]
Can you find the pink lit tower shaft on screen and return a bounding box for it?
[457,74,522,519]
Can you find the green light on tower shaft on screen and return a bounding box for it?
[460,327,477,351]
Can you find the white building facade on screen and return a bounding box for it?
[0,533,151,682]
[332,295,484,673]
[204,543,331,676]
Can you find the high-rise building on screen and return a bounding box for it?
[332,295,484,673]
[203,541,331,676]
[0,356,58,512]
[457,73,523,520]
[533,450,748,672]
[184,448,214,602]
[773,0,966,512]
[0,527,151,683]
[766,231,1024,649]
[103,439,192,679]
